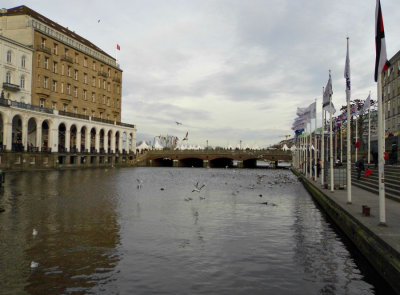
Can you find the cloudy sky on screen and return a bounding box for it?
[3,0,400,147]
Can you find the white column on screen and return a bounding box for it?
[321,87,325,186]
[76,130,81,152]
[36,122,42,150]
[95,129,100,153]
[22,119,28,151]
[118,131,123,153]
[85,128,90,152]
[51,126,59,153]
[3,120,12,151]
[110,131,116,153]
[65,127,71,152]
[377,73,386,224]
[104,132,109,154]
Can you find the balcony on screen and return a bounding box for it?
[59,110,89,120]
[113,77,121,83]
[61,55,73,64]
[3,82,20,91]
[10,100,54,114]
[117,122,136,128]
[36,45,51,55]
[98,71,108,78]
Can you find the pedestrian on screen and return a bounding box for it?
[316,159,321,178]
[356,156,365,180]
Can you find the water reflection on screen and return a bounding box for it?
[0,168,395,294]
[0,170,121,294]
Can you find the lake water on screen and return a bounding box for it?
[0,167,395,294]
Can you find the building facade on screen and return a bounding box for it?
[0,5,136,157]
[0,34,33,104]
[382,49,400,137]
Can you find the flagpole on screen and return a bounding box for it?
[355,114,358,162]
[340,124,343,163]
[377,73,386,224]
[329,72,334,193]
[345,37,352,204]
[314,98,317,180]
[368,91,371,164]
[321,87,325,186]
[309,119,312,178]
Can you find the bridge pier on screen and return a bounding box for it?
[173,159,179,167]
[237,160,243,168]
[203,160,209,168]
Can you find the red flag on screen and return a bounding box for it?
[116,44,120,50]
[355,141,360,149]
[374,0,390,82]
[365,169,371,177]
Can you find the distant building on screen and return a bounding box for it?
[0,6,136,155]
[0,34,33,104]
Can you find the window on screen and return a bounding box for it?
[67,84,71,95]
[103,80,106,89]
[37,54,41,67]
[107,97,110,106]
[83,108,87,116]
[100,112,103,119]
[83,90,87,100]
[74,106,78,114]
[91,110,95,117]
[52,102,56,109]
[61,64,64,75]
[98,78,101,88]
[44,76,48,89]
[6,71,11,84]
[67,66,71,77]
[74,69,78,80]
[92,61,96,70]
[83,73,87,84]
[53,61,58,73]
[21,56,26,68]
[61,82,64,93]
[108,68,111,77]
[84,57,87,67]
[52,80,57,92]
[6,50,12,63]
[20,75,25,89]
[40,99,45,108]
[75,53,79,64]
[41,38,46,48]
[53,43,58,55]
[37,75,41,86]
[107,83,110,92]
[64,48,69,57]
[44,57,49,69]
[103,95,106,104]
[63,104,67,111]
[92,77,95,87]
[91,92,95,102]
[74,87,78,98]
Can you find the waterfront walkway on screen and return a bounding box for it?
[306,174,400,253]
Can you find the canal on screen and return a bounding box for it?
[0,167,395,294]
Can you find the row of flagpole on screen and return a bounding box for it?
[292,0,390,225]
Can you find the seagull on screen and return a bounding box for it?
[182,131,189,141]
[192,182,205,193]
[32,229,38,236]
[136,179,143,189]
[199,196,206,200]
[175,121,183,126]
[30,261,39,268]
[97,19,100,23]
[184,197,193,201]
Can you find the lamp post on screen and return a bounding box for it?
[240,140,242,150]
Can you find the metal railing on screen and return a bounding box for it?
[59,110,89,120]
[117,122,135,128]
[10,101,54,114]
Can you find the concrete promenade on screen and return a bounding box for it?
[293,169,400,294]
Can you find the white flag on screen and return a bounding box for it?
[361,94,371,115]
[323,73,333,108]
[344,40,351,102]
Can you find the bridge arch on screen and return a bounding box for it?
[152,157,173,167]
[179,157,203,168]
[209,157,234,168]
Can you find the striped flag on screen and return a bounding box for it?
[374,0,390,82]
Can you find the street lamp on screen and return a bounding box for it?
[240,140,242,150]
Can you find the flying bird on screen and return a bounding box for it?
[182,132,188,141]
[97,19,100,23]
[175,121,183,126]
[192,182,206,193]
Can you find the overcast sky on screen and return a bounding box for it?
[3,0,400,147]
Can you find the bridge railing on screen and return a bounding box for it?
[146,149,291,157]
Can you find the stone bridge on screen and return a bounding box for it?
[140,149,292,168]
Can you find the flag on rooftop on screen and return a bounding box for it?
[374,0,390,82]
[117,44,121,50]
